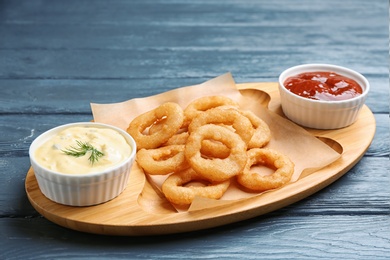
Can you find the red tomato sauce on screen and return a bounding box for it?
[284,71,363,101]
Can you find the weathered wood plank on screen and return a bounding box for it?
[1,215,389,259]
[0,1,387,80]
[0,115,388,217]
[1,23,387,51]
[0,114,93,157]
[0,77,388,114]
[1,0,386,27]
[0,49,386,79]
[0,78,209,114]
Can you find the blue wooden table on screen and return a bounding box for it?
[1,0,389,259]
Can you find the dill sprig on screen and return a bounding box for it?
[62,140,104,165]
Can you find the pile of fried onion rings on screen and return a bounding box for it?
[127,96,294,205]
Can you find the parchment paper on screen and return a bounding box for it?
[91,73,341,211]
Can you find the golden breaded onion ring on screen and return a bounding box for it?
[183,96,239,127]
[237,148,294,192]
[127,102,183,150]
[136,145,190,175]
[239,110,271,148]
[162,168,230,205]
[185,124,247,182]
[188,107,254,145]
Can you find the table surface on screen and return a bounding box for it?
[1,0,389,259]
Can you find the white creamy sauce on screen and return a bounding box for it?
[35,126,132,174]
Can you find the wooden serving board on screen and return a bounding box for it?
[25,83,376,236]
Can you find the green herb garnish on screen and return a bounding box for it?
[62,140,104,165]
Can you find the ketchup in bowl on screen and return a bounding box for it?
[284,71,363,101]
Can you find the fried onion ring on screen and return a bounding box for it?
[185,124,247,182]
[239,110,271,148]
[127,102,183,150]
[136,145,189,175]
[183,96,239,127]
[237,148,294,192]
[162,168,231,205]
[200,139,231,159]
[188,107,254,144]
[148,117,168,135]
[148,117,188,146]
[164,132,189,146]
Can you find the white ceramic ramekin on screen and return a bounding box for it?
[278,64,370,129]
[29,122,137,206]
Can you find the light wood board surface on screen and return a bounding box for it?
[25,82,376,236]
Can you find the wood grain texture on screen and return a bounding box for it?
[1,215,389,259]
[24,83,376,236]
[1,0,389,258]
[0,76,388,114]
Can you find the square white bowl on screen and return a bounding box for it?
[29,122,137,206]
[278,64,370,129]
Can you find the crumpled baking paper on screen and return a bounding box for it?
[91,73,341,211]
